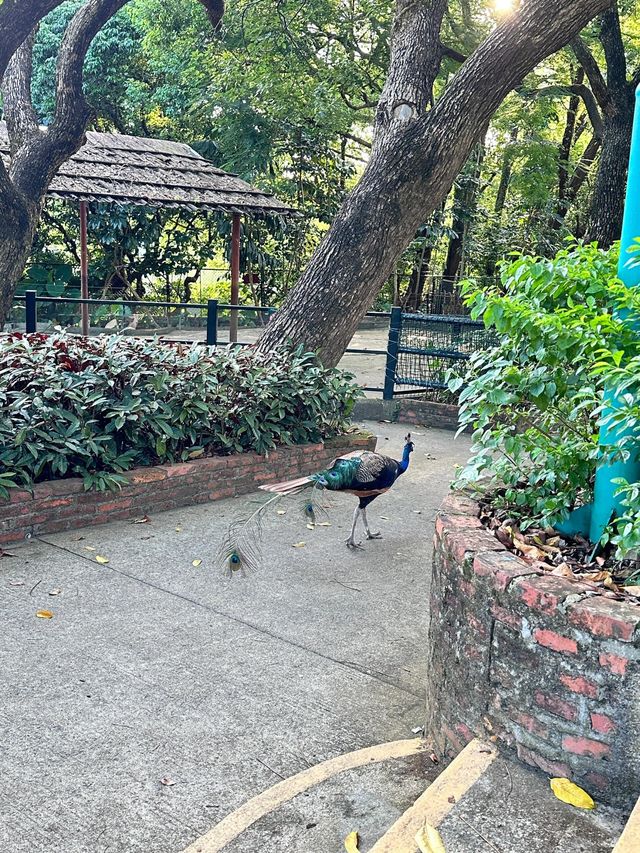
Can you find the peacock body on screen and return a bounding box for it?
[219,434,414,572]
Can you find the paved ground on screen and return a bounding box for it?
[0,422,470,853]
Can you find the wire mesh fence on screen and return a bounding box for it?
[395,313,496,393]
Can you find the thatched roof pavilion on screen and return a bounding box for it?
[0,122,296,216]
[0,123,296,338]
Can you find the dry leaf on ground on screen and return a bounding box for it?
[317,521,331,527]
[623,586,640,597]
[95,555,109,565]
[276,509,286,515]
[192,559,202,567]
[292,542,305,548]
[9,580,24,587]
[131,516,150,524]
[306,523,315,530]
[0,549,16,558]
[550,778,595,810]
[416,823,446,853]
[159,777,176,787]
[344,830,359,852]
[36,610,54,619]
[48,588,62,596]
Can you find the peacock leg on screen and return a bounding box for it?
[362,507,382,540]
[346,506,363,549]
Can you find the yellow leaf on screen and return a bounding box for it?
[192,559,202,567]
[416,823,446,853]
[36,610,54,619]
[306,523,315,530]
[175,526,182,532]
[317,522,331,527]
[550,778,595,810]
[84,546,96,552]
[344,830,359,852]
[95,555,109,565]
[292,542,306,548]
[276,509,286,515]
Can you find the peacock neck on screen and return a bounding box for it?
[398,445,411,473]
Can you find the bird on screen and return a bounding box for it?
[261,432,415,549]
[218,434,415,574]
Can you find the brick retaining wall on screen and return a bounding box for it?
[0,431,376,545]
[354,398,460,431]
[426,493,640,809]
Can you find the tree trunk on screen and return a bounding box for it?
[442,143,484,285]
[0,193,39,328]
[255,0,614,367]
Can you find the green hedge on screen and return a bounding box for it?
[0,333,361,496]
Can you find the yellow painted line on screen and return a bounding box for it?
[181,737,425,853]
[369,739,498,853]
[613,795,640,853]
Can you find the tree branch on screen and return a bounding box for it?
[521,83,603,138]
[571,35,613,114]
[0,0,62,80]
[2,30,40,151]
[440,42,467,64]
[565,134,601,204]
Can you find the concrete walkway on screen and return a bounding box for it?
[0,422,469,852]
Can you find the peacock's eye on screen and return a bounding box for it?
[230,554,240,564]
[306,504,313,512]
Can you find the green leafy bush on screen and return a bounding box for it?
[0,334,361,496]
[451,242,640,559]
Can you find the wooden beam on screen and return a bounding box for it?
[229,212,241,343]
[79,200,90,336]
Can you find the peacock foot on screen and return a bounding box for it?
[366,531,382,540]
[346,538,364,550]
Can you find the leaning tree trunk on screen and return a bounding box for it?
[0,191,39,327]
[584,92,634,247]
[255,0,615,367]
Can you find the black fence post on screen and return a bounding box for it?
[383,306,402,401]
[206,299,218,346]
[25,290,37,333]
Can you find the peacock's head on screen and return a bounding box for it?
[404,433,414,453]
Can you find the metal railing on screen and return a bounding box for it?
[13,293,491,400]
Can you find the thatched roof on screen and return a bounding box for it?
[0,122,297,216]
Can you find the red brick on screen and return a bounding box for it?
[468,613,489,639]
[165,462,196,478]
[590,712,616,735]
[35,497,73,510]
[516,744,571,778]
[510,710,549,739]
[490,602,521,631]
[473,550,539,591]
[440,494,481,516]
[442,724,464,753]
[458,578,475,598]
[559,674,599,699]
[533,628,578,655]
[598,652,628,676]
[534,691,578,722]
[514,576,577,614]
[449,531,505,566]
[435,512,483,539]
[562,735,610,759]
[9,490,32,504]
[568,598,640,642]
[128,468,167,484]
[97,498,133,513]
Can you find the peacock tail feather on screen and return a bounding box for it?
[217,494,282,576]
[311,457,363,491]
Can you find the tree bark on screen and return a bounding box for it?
[442,143,484,284]
[256,0,615,367]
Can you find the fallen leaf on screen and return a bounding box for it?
[131,516,150,525]
[582,571,610,583]
[603,576,621,592]
[9,580,24,587]
[159,777,176,787]
[344,830,359,852]
[413,510,422,514]
[623,586,640,597]
[188,449,204,459]
[84,546,96,552]
[317,522,331,527]
[48,588,62,596]
[595,556,606,567]
[550,778,595,810]
[72,536,85,541]
[175,526,182,532]
[292,542,306,548]
[411,726,423,734]
[429,752,439,764]
[0,549,16,558]
[447,795,456,804]
[514,538,547,561]
[276,509,287,515]
[379,516,389,520]
[416,823,446,853]
[192,559,202,567]
[95,555,109,565]
[551,563,574,579]
[306,523,315,530]
[36,610,54,619]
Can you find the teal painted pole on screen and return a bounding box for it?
[589,83,640,544]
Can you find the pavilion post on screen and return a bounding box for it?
[79,201,90,336]
[229,212,241,343]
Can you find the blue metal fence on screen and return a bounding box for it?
[14,292,493,399]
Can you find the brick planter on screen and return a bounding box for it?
[0,431,376,545]
[426,493,640,809]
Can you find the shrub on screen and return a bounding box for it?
[0,334,361,496]
[451,242,640,558]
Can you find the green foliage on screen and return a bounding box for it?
[451,242,640,558]
[0,334,361,498]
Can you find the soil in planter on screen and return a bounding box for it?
[478,491,640,605]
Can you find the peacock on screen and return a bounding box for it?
[219,434,414,574]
